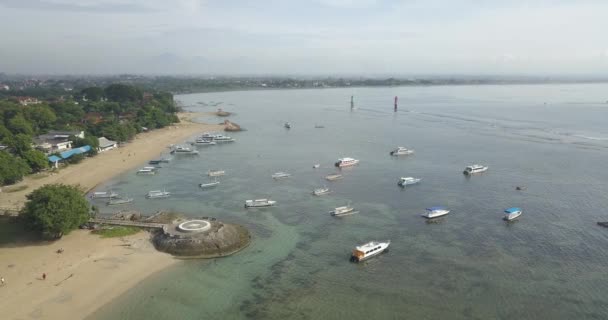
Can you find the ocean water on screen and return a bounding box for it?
[89,84,608,320]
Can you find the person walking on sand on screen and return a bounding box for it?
[1,277,5,285]
[42,273,46,280]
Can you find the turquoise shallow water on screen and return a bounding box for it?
[90,84,608,319]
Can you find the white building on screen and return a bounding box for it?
[98,137,117,152]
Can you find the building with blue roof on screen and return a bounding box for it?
[48,145,91,168]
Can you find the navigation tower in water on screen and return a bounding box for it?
[394,96,398,112]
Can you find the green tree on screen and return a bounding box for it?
[24,104,57,132]
[104,84,143,102]
[8,134,33,156]
[21,184,90,239]
[22,149,49,172]
[80,87,105,101]
[0,151,31,185]
[7,114,34,136]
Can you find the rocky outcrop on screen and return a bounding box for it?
[215,108,232,117]
[223,120,242,132]
[153,218,251,258]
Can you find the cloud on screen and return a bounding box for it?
[0,0,205,13]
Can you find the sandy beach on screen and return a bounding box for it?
[0,112,223,319]
[0,112,223,210]
[0,230,177,320]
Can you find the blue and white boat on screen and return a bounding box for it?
[423,206,450,219]
[503,207,522,221]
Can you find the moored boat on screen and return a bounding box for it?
[284,122,291,129]
[191,139,216,146]
[422,206,450,219]
[199,180,220,189]
[272,172,291,179]
[208,170,225,177]
[325,174,343,181]
[463,164,488,175]
[146,189,171,199]
[335,157,359,168]
[503,207,522,221]
[390,147,414,156]
[245,199,276,208]
[136,168,156,175]
[107,197,134,206]
[171,145,199,155]
[350,240,390,262]
[313,164,320,169]
[398,177,421,187]
[91,190,119,199]
[330,205,356,217]
[312,187,330,196]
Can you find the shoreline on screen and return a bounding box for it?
[0,230,178,320]
[0,111,224,319]
[0,111,224,210]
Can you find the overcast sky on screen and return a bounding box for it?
[1,0,607,75]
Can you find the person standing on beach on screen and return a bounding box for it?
[42,273,46,280]
[1,276,5,285]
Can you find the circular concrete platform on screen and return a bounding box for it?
[178,220,211,233]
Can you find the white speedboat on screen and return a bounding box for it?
[146,190,171,199]
[171,145,199,155]
[107,197,134,206]
[463,164,488,175]
[313,164,320,169]
[503,207,522,221]
[245,199,276,208]
[312,187,330,196]
[390,147,414,156]
[330,205,356,217]
[136,168,156,175]
[325,174,343,181]
[209,134,235,142]
[208,170,225,177]
[335,157,359,168]
[350,240,390,262]
[91,190,119,199]
[423,206,450,219]
[398,177,421,187]
[199,180,220,189]
[192,139,216,146]
[272,172,291,179]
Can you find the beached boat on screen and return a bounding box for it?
[463,164,488,175]
[398,177,421,187]
[422,206,450,219]
[350,240,390,262]
[245,199,276,208]
[146,189,171,199]
[208,170,225,177]
[199,179,220,189]
[313,187,330,196]
[284,122,291,129]
[91,190,119,199]
[325,174,343,181]
[107,197,134,206]
[330,205,357,217]
[313,164,320,169]
[272,172,291,179]
[171,145,199,155]
[148,160,162,165]
[503,207,522,221]
[390,147,414,156]
[335,157,359,168]
[136,168,156,175]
